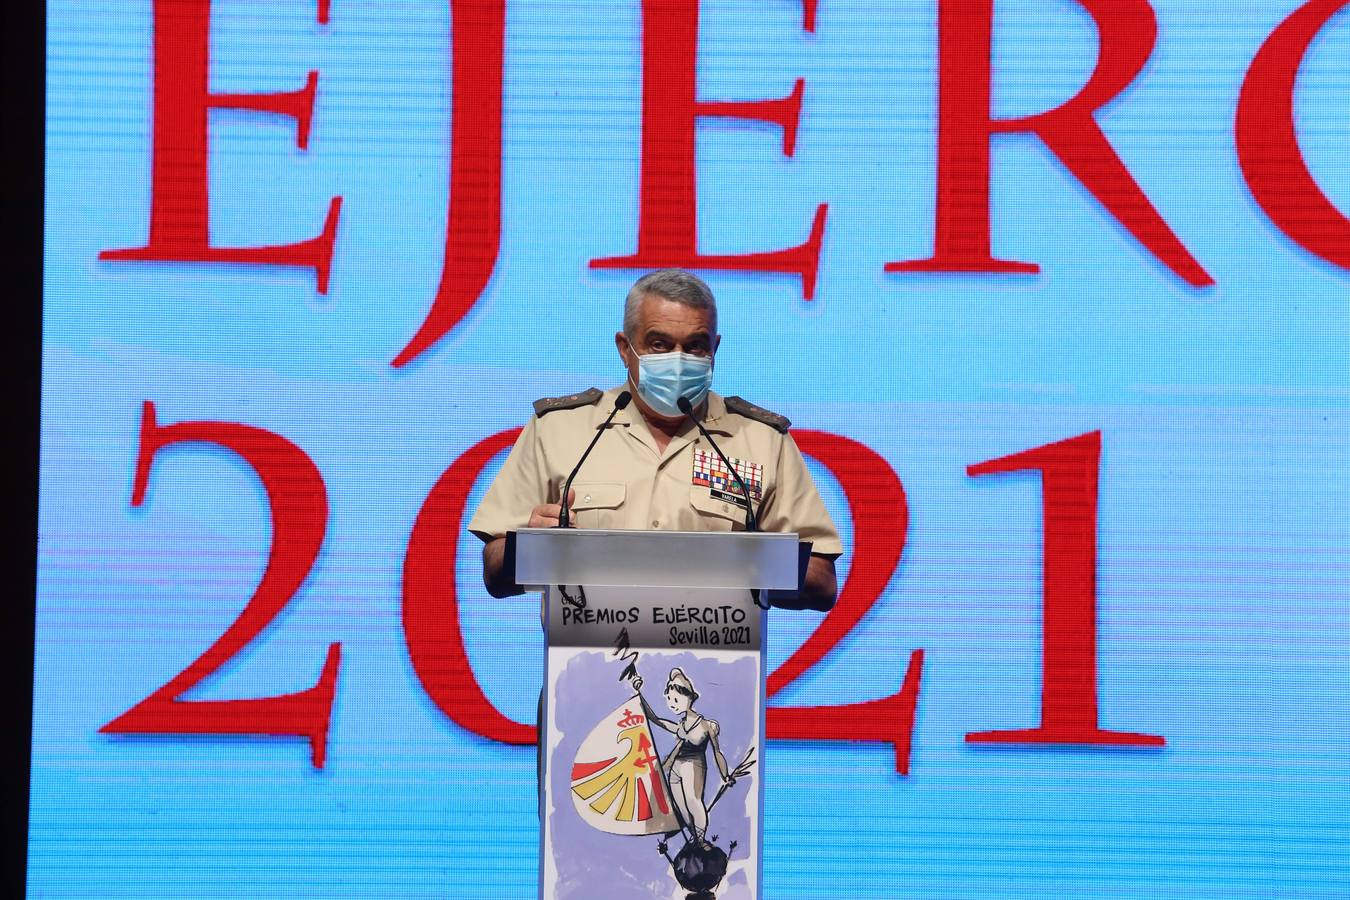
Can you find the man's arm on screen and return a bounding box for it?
[480,491,575,598]
[753,430,842,611]
[769,554,837,612]
[481,536,521,599]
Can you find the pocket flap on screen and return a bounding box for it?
[571,482,626,510]
[689,484,747,523]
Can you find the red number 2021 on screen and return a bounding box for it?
[104,403,1162,770]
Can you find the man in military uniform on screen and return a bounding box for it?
[468,268,841,610]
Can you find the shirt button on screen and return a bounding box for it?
[651,520,660,527]
[583,494,591,502]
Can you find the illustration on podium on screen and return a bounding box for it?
[557,633,758,899]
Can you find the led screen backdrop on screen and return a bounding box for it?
[35,0,1350,897]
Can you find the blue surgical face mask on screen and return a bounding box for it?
[634,350,713,417]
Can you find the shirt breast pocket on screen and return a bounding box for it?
[571,482,626,529]
[689,485,746,531]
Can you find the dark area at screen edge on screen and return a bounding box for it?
[4,1,45,897]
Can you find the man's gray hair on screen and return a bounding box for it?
[623,269,717,338]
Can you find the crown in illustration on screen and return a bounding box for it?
[617,708,644,728]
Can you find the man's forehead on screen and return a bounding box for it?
[635,294,717,333]
[642,322,713,337]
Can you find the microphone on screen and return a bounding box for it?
[558,390,632,528]
[678,395,758,532]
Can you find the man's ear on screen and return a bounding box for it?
[615,331,630,365]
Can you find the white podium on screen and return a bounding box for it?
[515,527,801,900]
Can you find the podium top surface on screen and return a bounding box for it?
[514,527,800,589]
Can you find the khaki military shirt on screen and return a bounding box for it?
[468,387,842,557]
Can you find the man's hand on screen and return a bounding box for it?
[526,490,575,529]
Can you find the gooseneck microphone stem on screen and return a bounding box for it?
[678,396,758,532]
[679,396,771,610]
[558,390,632,528]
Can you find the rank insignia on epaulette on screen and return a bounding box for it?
[533,387,603,417]
[724,396,791,433]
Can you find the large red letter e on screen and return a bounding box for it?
[591,0,827,298]
[101,0,343,293]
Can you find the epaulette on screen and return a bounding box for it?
[533,387,603,417]
[724,396,791,433]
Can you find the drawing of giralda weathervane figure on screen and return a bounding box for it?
[632,669,734,850]
[566,632,759,899]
